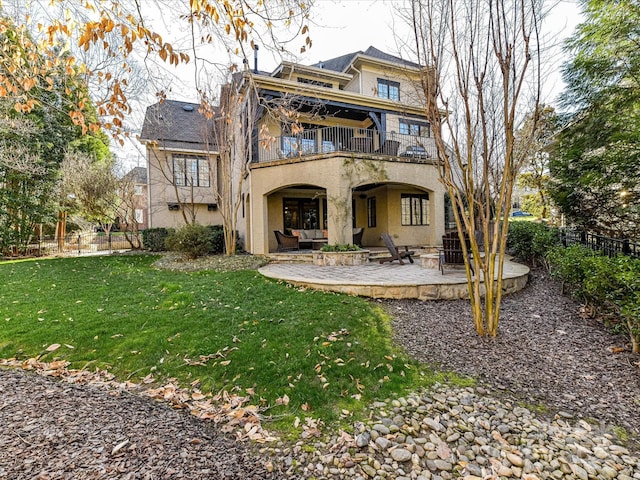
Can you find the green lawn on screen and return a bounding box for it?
[0,254,461,431]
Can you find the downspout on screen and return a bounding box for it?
[146,148,152,229]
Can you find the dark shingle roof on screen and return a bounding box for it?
[139,100,217,151]
[313,46,421,73]
[123,166,147,184]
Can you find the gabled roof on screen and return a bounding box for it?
[313,46,421,73]
[139,99,218,152]
[123,166,147,184]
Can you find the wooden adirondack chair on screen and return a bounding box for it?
[379,232,415,265]
[439,233,474,275]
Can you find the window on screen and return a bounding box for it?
[134,185,143,195]
[134,209,144,224]
[367,197,377,228]
[399,120,430,137]
[377,78,400,101]
[173,155,210,187]
[401,193,430,226]
[283,198,320,231]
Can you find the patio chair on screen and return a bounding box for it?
[353,227,364,247]
[274,230,299,252]
[439,233,474,275]
[379,232,415,265]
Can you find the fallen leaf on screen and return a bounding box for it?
[111,439,129,455]
[46,344,60,352]
[301,402,310,411]
[608,346,626,354]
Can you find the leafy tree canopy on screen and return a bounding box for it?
[551,0,640,238]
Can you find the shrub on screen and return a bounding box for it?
[611,255,640,353]
[142,228,171,252]
[206,225,225,254]
[165,224,213,259]
[546,244,596,297]
[507,221,560,266]
[546,245,640,354]
[320,244,361,252]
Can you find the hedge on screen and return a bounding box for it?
[546,245,640,354]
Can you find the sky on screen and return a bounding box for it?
[119,0,584,170]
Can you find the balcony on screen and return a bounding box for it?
[256,126,438,164]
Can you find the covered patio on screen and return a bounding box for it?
[259,256,530,300]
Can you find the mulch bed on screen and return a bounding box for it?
[0,369,277,479]
[388,268,640,445]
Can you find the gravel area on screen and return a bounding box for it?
[388,268,640,442]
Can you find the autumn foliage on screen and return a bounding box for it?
[0,0,312,140]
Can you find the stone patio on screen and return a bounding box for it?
[259,255,530,300]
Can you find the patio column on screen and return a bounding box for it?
[325,182,353,245]
[249,191,269,254]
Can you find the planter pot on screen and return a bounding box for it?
[312,250,370,266]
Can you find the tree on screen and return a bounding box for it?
[207,79,257,255]
[115,167,145,249]
[550,0,640,239]
[0,108,51,254]
[408,0,544,336]
[515,105,559,220]
[61,152,119,235]
[0,17,109,254]
[0,1,312,140]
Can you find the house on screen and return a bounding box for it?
[140,100,222,229]
[119,166,149,231]
[140,46,448,254]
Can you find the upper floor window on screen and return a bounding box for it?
[377,78,400,101]
[173,155,210,187]
[134,185,143,195]
[401,193,430,226]
[399,120,430,137]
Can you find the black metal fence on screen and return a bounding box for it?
[16,232,141,257]
[256,126,438,163]
[561,229,640,259]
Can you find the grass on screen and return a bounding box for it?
[0,254,462,432]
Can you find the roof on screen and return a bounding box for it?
[139,99,218,152]
[123,166,147,184]
[313,46,421,73]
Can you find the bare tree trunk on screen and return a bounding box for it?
[410,0,544,336]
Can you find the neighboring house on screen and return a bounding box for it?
[140,46,448,254]
[139,100,222,229]
[120,166,149,230]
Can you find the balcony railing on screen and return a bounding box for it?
[256,126,438,163]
